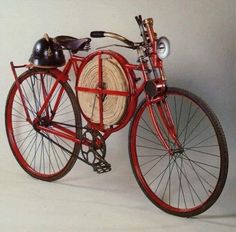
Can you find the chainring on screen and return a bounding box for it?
[80,128,106,165]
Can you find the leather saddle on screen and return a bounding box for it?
[54,36,91,54]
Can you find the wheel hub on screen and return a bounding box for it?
[33,116,52,130]
[39,116,52,127]
[171,147,184,156]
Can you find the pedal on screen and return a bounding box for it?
[93,161,111,174]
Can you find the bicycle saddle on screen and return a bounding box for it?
[54,36,91,54]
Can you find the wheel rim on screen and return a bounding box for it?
[130,89,225,215]
[6,70,79,179]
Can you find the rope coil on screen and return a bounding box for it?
[78,56,129,126]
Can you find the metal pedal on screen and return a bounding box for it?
[93,161,111,174]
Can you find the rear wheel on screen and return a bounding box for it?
[5,68,81,181]
[129,87,228,217]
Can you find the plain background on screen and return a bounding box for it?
[0,0,235,231]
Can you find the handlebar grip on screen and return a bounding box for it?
[90,31,106,38]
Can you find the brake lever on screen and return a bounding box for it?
[135,15,142,25]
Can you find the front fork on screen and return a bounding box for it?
[147,91,182,156]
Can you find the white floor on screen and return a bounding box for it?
[0,129,235,232]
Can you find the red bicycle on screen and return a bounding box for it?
[6,15,228,217]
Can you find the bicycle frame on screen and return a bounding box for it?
[10,18,181,155]
[7,15,228,217]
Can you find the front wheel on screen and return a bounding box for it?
[129,87,228,217]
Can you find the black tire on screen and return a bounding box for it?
[6,68,81,181]
[129,87,228,217]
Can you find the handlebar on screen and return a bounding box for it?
[90,15,155,50]
[90,31,136,48]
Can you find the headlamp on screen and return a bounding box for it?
[157,36,170,59]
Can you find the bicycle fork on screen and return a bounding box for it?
[147,98,182,156]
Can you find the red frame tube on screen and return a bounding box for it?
[98,52,104,127]
[10,62,32,123]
